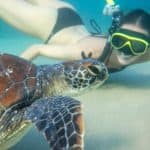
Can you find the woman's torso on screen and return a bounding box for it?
[43,1,90,44]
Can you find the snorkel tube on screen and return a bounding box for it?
[103,0,122,35]
[82,0,122,64]
[98,0,123,63]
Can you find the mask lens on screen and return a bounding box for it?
[111,35,127,48]
[118,45,134,55]
[131,40,147,53]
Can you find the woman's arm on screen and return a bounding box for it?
[21,36,106,61]
[21,44,81,61]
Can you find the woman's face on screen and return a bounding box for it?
[112,24,150,65]
[121,24,149,36]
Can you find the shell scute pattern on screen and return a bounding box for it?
[0,54,37,108]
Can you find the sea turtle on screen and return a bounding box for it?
[0,53,108,150]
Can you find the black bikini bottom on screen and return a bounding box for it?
[45,7,84,43]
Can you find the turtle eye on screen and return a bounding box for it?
[87,65,100,75]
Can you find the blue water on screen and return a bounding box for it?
[0,0,150,150]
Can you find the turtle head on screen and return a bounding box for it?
[60,58,108,95]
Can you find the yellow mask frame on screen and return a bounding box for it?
[111,28,150,56]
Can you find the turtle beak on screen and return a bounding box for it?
[98,67,108,81]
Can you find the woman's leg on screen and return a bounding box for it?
[0,0,58,40]
[0,0,91,54]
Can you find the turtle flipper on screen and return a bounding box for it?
[24,96,84,150]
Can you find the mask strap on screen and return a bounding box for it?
[98,10,123,63]
[89,19,102,35]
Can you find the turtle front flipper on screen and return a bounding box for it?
[24,96,84,150]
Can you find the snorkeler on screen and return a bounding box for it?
[0,0,150,73]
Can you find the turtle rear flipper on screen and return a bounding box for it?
[24,96,84,150]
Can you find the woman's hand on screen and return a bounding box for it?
[21,45,41,60]
[103,4,120,16]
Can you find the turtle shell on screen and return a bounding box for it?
[0,53,37,108]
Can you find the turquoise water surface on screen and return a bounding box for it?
[1,0,150,150]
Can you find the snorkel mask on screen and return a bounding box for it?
[111,28,150,56]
